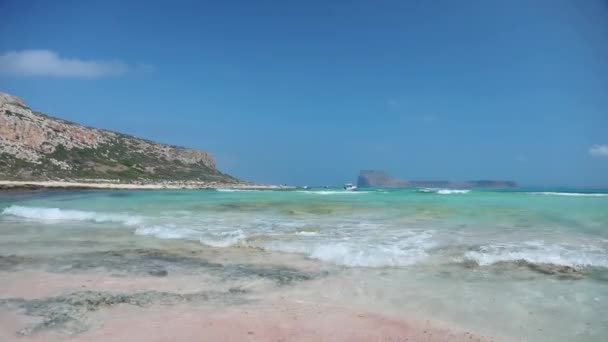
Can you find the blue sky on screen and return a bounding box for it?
[1,0,607,187]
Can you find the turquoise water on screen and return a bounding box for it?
[3,188,606,268]
[1,187,607,340]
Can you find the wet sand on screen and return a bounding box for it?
[0,270,492,342]
[0,253,495,342]
[74,301,488,342]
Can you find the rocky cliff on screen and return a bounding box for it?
[357,170,516,188]
[0,92,238,183]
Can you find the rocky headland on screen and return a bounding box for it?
[0,92,269,189]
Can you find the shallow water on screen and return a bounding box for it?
[1,188,607,341]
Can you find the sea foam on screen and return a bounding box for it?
[1,205,142,226]
[215,188,260,192]
[529,192,608,197]
[307,243,429,267]
[296,190,369,195]
[199,229,247,247]
[134,226,201,240]
[264,230,437,267]
[464,242,608,268]
[418,188,470,194]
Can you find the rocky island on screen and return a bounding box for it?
[357,170,517,188]
[0,92,275,189]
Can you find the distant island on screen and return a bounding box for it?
[357,170,517,188]
[0,92,279,190]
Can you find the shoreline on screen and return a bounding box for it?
[0,180,291,191]
[0,270,494,342]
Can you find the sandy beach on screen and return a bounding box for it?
[0,180,289,191]
[0,203,496,342]
[1,188,606,341]
[0,269,492,342]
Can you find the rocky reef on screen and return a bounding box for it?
[1,289,249,335]
[0,92,237,183]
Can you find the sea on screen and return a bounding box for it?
[1,187,607,341]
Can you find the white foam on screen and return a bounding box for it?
[1,205,142,226]
[529,192,608,197]
[418,188,470,194]
[464,243,608,268]
[199,229,247,247]
[264,230,436,267]
[296,190,369,195]
[215,188,259,192]
[308,243,428,267]
[134,226,201,240]
[437,189,470,194]
[294,231,319,236]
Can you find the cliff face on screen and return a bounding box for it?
[0,92,237,183]
[357,170,516,188]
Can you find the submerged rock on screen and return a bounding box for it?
[0,255,36,270]
[1,248,326,285]
[147,269,168,277]
[462,259,586,280]
[525,262,580,277]
[1,288,248,336]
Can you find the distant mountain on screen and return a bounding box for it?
[357,170,516,188]
[0,92,238,183]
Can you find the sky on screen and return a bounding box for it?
[1,0,607,187]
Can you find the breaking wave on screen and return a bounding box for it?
[463,242,608,268]
[294,231,319,236]
[528,192,608,197]
[135,225,248,248]
[215,188,261,192]
[418,188,470,194]
[134,226,202,240]
[4,205,606,271]
[1,205,142,226]
[296,190,370,195]
[263,230,437,267]
[199,229,248,247]
[307,243,429,267]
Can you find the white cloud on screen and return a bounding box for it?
[589,144,608,157]
[0,50,131,78]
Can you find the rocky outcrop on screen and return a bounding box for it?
[357,170,516,188]
[357,170,409,188]
[0,92,236,183]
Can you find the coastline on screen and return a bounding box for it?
[0,271,492,342]
[3,188,606,340]
[0,247,494,342]
[0,180,290,191]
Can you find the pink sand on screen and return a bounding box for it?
[0,270,496,342]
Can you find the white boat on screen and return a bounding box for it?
[343,183,357,191]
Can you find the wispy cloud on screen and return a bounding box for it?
[0,50,145,78]
[589,144,608,157]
